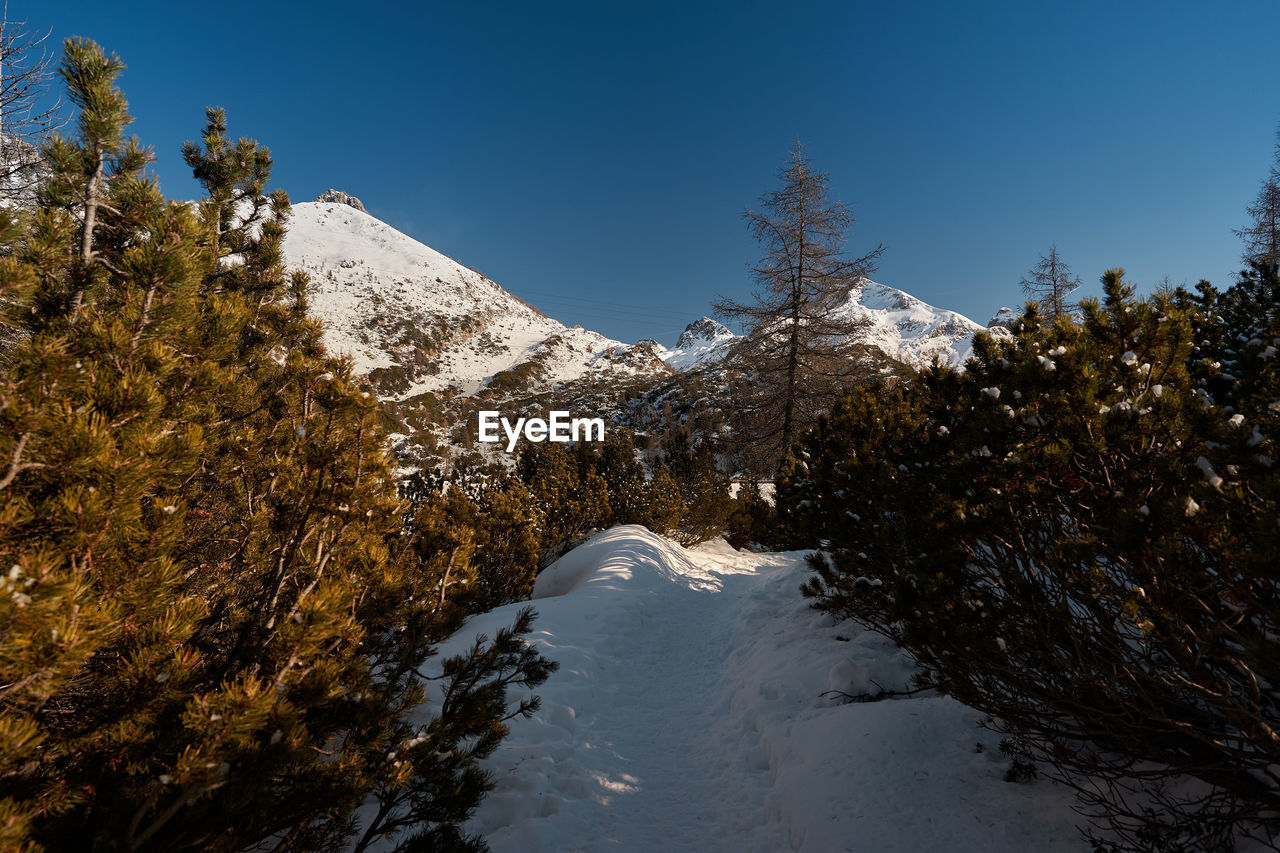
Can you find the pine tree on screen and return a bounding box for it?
[401,473,543,613]
[637,466,683,536]
[715,143,882,477]
[515,442,609,563]
[1018,243,1080,319]
[473,481,541,607]
[0,39,554,852]
[659,431,730,545]
[724,480,775,551]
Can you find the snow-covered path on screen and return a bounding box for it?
[549,543,760,849]
[437,526,1088,852]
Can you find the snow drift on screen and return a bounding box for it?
[419,526,1086,852]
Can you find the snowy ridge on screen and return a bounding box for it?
[658,316,737,371]
[0,137,49,209]
[285,198,986,401]
[840,279,985,368]
[419,527,1086,852]
[987,306,1021,330]
[660,283,987,374]
[284,200,669,399]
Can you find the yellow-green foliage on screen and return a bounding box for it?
[0,40,552,852]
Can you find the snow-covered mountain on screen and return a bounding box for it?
[0,137,50,209]
[658,282,986,373]
[987,306,1021,330]
[284,196,670,400]
[648,316,737,371]
[285,194,987,402]
[842,279,985,368]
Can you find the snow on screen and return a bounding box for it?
[1195,455,1224,490]
[986,307,1021,330]
[284,202,665,398]
[840,280,985,369]
[662,282,987,374]
[663,317,737,371]
[421,526,1087,852]
[285,200,990,399]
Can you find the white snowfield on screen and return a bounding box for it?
[430,526,1086,852]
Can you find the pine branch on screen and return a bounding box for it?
[0,431,43,489]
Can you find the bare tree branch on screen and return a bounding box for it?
[0,9,65,206]
[715,142,883,476]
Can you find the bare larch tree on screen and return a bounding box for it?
[0,7,63,205]
[1235,125,1280,268]
[1020,244,1080,319]
[715,142,882,477]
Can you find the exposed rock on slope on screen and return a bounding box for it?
[651,317,738,371]
[0,137,49,209]
[286,197,993,396]
[840,280,984,368]
[284,200,996,421]
[283,200,671,400]
[660,282,987,373]
[315,189,367,212]
[987,307,1020,330]
[280,199,1007,468]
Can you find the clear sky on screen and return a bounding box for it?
[32,1,1280,344]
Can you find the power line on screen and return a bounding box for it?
[511,289,708,321]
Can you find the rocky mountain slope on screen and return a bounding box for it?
[840,280,985,368]
[283,193,994,467]
[657,284,988,373]
[284,197,670,401]
[0,137,51,209]
[286,194,988,394]
[649,316,738,371]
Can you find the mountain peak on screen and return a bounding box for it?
[283,201,662,401]
[987,307,1020,329]
[662,282,984,372]
[315,189,367,213]
[675,316,733,349]
[662,317,736,371]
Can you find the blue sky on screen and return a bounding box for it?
[36,1,1280,344]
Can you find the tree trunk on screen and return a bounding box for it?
[69,149,105,325]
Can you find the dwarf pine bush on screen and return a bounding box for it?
[0,40,554,852]
[783,269,1280,850]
